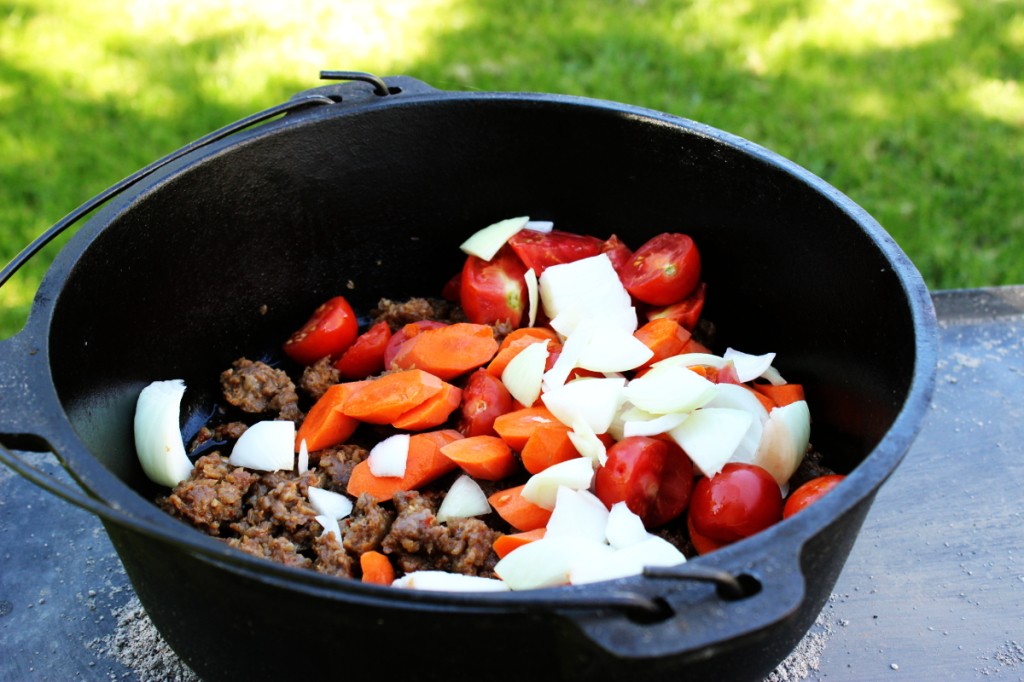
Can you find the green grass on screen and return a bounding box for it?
[2,0,1023,338]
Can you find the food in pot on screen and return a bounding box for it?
[134,219,839,591]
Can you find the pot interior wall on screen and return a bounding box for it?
[46,95,916,498]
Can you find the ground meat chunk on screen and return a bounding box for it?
[220,358,302,422]
[382,491,500,577]
[371,297,467,330]
[158,453,258,535]
[300,356,340,401]
[341,493,395,556]
[314,443,369,479]
[188,422,249,453]
[228,523,312,570]
[235,468,326,549]
[313,530,356,579]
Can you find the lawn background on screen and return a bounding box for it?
[2,0,1023,338]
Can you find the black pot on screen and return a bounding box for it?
[0,74,937,681]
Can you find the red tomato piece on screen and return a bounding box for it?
[282,296,359,366]
[333,321,393,380]
[507,229,603,276]
[783,475,845,519]
[383,320,447,369]
[619,233,701,306]
[460,243,529,328]
[689,463,783,542]
[594,436,694,528]
[458,368,514,437]
[600,234,634,275]
[441,271,462,302]
[645,281,707,331]
[687,511,732,556]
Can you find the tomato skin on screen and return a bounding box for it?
[460,244,529,328]
[783,475,845,519]
[687,511,732,555]
[690,463,783,542]
[333,321,392,380]
[600,234,634,275]
[283,296,359,366]
[594,436,694,528]
[619,233,701,306]
[441,272,462,302]
[458,368,514,437]
[383,320,447,369]
[507,229,603,276]
[646,281,707,331]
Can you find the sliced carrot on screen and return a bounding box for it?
[753,383,806,407]
[390,323,499,381]
[492,528,547,559]
[334,322,392,380]
[341,369,444,424]
[392,383,463,431]
[360,550,395,586]
[294,380,371,452]
[520,423,580,474]
[682,338,712,355]
[497,327,561,352]
[493,406,563,452]
[384,320,447,369]
[346,430,462,500]
[743,384,777,412]
[439,436,519,480]
[633,318,692,369]
[486,338,558,378]
[488,485,552,532]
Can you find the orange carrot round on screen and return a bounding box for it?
[294,380,370,452]
[440,436,519,481]
[492,528,546,559]
[341,369,444,424]
[390,323,499,380]
[360,550,395,586]
[488,484,552,531]
[392,383,463,431]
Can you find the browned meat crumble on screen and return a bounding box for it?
[220,358,303,423]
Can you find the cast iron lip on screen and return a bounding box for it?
[6,80,938,612]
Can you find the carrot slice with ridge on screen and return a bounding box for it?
[520,424,580,474]
[360,550,395,586]
[390,323,500,380]
[392,383,463,431]
[492,528,547,559]
[440,436,519,481]
[488,485,552,532]
[294,380,371,452]
[341,369,444,424]
[497,327,560,352]
[493,406,563,452]
[633,318,692,370]
[753,383,806,407]
[346,430,462,500]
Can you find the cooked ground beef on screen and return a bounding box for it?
[314,443,369,477]
[313,531,356,578]
[300,356,340,401]
[188,422,249,453]
[158,454,258,535]
[382,491,500,577]
[234,468,326,549]
[341,493,395,556]
[228,523,312,570]
[372,297,467,330]
[220,358,303,423]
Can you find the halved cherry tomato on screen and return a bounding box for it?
[458,368,514,437]
[283,296,359,366]
[689,463,783,542]
[646,281,707,331]
[460,243,529,328]
[600,234,634,275]
[333,321,392,380]
[783,475,845,519]
[441,272,462,302]
[383,320,447,369]
[594,436,694,528]
[687,511,732,555]
[507,229,603,276]
[619,233,701,306]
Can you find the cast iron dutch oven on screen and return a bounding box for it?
[0,73,937,681]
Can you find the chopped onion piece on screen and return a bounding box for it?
[539,254,632,325]
[494,536,613,590]
[567,416,607,465]
[459,216,529,261]
[723,348,777,384]
[761,366,787,386]
[542,377,626,435]
[524,220,554,233]
[521,457,596,510]
[315,514,342,540]
[577,320,654,373]
[622,411,688,438]
[229,421,295,472]
[367,434,411,477]
[392,571,511,592]
[308,487,354,520]
[646,353,726,377]
[436,474,491,523]
[569,536,685,585]
[624,365,717,414]
[542,320,594,391]
[667,408,753,478]
[605,502,652,550]
[706,384,768,464]
[501,341,549,408]
[525,267,539,328]
[752,400,811,485]
[134,380,194,488]
[297,438,309,474]
[545,487,610,543]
